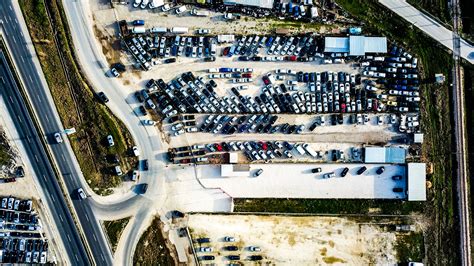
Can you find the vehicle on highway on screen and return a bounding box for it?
[77,188,87,200]
[54,132,63,144]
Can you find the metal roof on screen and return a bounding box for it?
[324,37,349,53]
[221,164,249,177]
[223,0,274,9]
[324,36,387,55]
[407,163,426,201]
[364,147,406,164]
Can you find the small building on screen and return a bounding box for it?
[407,163,426,201]
[221,164,250,177]
[413,133,424,144]
[324,35,387,56]
[223,0,274,9]
[217,35,235,43]
[275,28,290,35]
[364,147,406,164]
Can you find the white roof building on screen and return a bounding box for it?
[221,164,250,177]
[324,36,387,55]
[407,163,426,201]
[223,0,274,9]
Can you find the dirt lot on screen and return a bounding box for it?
[188,214,422,265]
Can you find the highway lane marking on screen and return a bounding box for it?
[101,254,105,261]
[16,115,22,123]
[59,214,63,222]
[11,36,16,44]
[67,234,71,242]
[61,154,66,162]
[20,55,24,63]
[26,135,31,143]
[85,213,90,222]
[75,254,79,261]
[50,194,55,203]
[20,32,24,38]
[0,76,4,84]
[93,234,97,242]
[9,96,13,103]
[44,115,50,123]
[8,5,12,11]
[36,93,42,103]
[34,154,39,163]
[28,75,33,83]
[42,174,47,182]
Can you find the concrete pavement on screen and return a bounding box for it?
[379,0,474,64]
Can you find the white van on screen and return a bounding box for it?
[115,166,123,176]
[146,99,156,109]
[150,27,167,33]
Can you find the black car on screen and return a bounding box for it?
[249,255,263,261]
[139,106,147,115]
[204,56,216,62]
[201,255,215,261]
[238,56,250,61]
[309,121,318,131]
[356,166,367,175]
[224,246,238,251]
[135,91,144,102]
[209,80,217,88]
[340,167,349,177]
[312,167,322,173]
[168,116,180,123]
[97,92,109,103]
[376,166,385,175]
[227,255,240,260]
[269,115,278,124]
[143,159,149,171]
[145,79,155,88]
[393,187,404,192]
[164,58,176,64]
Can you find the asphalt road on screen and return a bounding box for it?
[0,51,89,264]
[0,1,111,265]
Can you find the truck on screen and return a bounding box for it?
[210,43,217,56]
[302,143,318,157]
[191,8,210,17]
[149,0,164,8]
[310,7,319,18]
[217,35,235,43]
[171,27,188,34]
[294,144,306,156]
[118,20,129,36]
[132,27,146,34]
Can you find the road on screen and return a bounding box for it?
[0,1,111,265]
[379,0,474,64]
[0,50,89,264]
[61,1,170,264]
[451,0,471,264]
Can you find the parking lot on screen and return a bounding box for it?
[188,214,410,265]
[0,196,49,264]
[175,163,408,199]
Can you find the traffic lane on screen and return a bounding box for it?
[0,53,89,265]
[3,2,113,263]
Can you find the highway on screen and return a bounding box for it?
[379,0,474,64]
[0,50,89,264]
[0,1,111,265]
[451,0,471,264]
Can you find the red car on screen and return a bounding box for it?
[215,143,223,151]
[259,141,268,150]
[242,73,252,78]
[286,55,297,61]
[372,99,378,111]
[222,47,230,56]
[262,76,270,85]
[341,103,346,113]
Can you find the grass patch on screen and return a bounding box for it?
[19,0,137,195]
[103,217,130,253]
[133,217,178,266]
[394,232,425,263]
[406,0,450,25]
[234,199,424,215]
[0,130,12,166]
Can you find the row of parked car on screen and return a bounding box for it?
[195,236,263,262]
[0,197,48,264]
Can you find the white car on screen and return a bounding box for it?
[54,132,63,143]
[107,135,114,147]
[243,68,253,73]
[143,119,156,126]
[133,0,142,8]
[174,129,185,136]
[77,188,87,200]
[132,146,140,156]
[110,68,119,77]
[131,170,139,181]
[161,4,171,12]
[196,28,211,34]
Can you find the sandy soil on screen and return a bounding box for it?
[188,214,403,265]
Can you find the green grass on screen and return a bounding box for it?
[234,199,424,215]
[0,132,12,166]
[103,217,130,252]
[394,232,425,262]
[133,217,177,266]
[19,0,137,195]
[406,0,451,24]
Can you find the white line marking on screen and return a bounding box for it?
[12,36,16,44]
[42,174,47,182]
[16,115,21,123]
[45,115,50,123]
[61,154,66,162]
[20,56,24,63]
[9,6,12,11]
[85,213,90,222]
[75,254,79,261]
[93,234,97,242]
[20,32,24,38]
[28,75,33,82]
[100,254,105,261]
[67,234,71,242]
[34,154,39,162]
[50,194,55,203]
[36,94,41,103]
[59,214,63,222]
[9,96,13,103]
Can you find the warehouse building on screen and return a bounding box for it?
[223,0,274,9]
[406,163,426,201]
[324,35,387,56]
[364,147,406,164]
